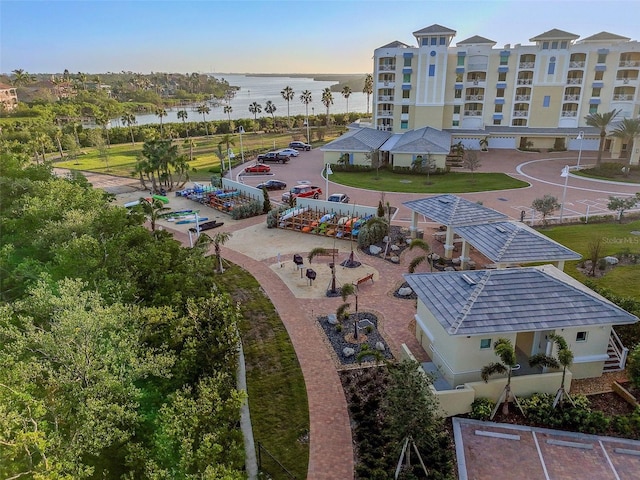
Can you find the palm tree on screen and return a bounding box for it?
[407,238,431,273]
[265,101,277,124]
[300,90,312,142]
[137,197,170,232]
[155,107,167,136]
[177,109,189,138]
[611,118,640,175]
[223,104,233,122]
[281,85,294,127]
[77,72,88,90]
[11,68,35,86]
[121,112,136,145]
[321,87,334,126]
[218,134,236,174]
[95,112,111,148]
[585,109,620,167]
[363,73,373,115]
[197,104,210,136]
[340,283,360,340]
[248,101,262,127]
[481,338,525,418]
[212,231,232,273]
[528,334,574,408]
[308,247,338,293]
[341,85,352,115]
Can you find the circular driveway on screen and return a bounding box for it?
[234,148,640,227]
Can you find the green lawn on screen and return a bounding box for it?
[541,219,640,300]
[329,170,529,193]
[216,264,309,479]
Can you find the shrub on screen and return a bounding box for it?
[266,205,289,228]
[230,200,262,220]
[469,397,494,421]
[628,345,640,390]
[357,220,388,249]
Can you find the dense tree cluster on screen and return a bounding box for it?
[0,151,245,478]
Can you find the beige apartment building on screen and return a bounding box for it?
[373,25,640,161]
[0,83,18,112]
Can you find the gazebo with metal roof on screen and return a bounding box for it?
[402,195,507,258]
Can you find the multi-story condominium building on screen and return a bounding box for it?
[372,25,640,160]
[0,83,18,112]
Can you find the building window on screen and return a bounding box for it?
[421,38,428,46]
[543,95,551,107]
[548,57,556,75]
[401,120,408,129]
[551,41,558,49]
[594,71,604,81]
[494,104,503,113]
[597,53,607,63]
[493,119,502,125]
[498,72,507,81]
[500,55,509,66]
[404,57,411,67]
[561,41,568,48]
[402,90,410,99]
[496,88,505,98]
[456,73,464,82]
[457,56,465,66]
[542,41,549,49]
[401,105,409,114]
[592,87,601,97]
[403,73,411,83]
[480,338,492,349]
[431,37,437,46]
[440,36,446,45]
[453,105,461,114]
[454,89,462,99]
[589,104,598,114]
[429,65,436,77]
[452,120,459,127]
[576,331,588,342]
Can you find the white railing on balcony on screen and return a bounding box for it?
[377,125,393,131]
[561,110,578,117]
[377,95,394,102]
[564,94,580,101]
[619,60,638,68]
[515,95,531,101]
[616,77,636,83]
[569,61,585,68]
[378,64,396,71]
[467,63,488,71]
[513,110,529,117]
[380,81,396,88]
[464,110,482,116]
[566,78,583,85]
[519,62,535,69]
[465,95,484,101]
[517,78,532,85]
[467,80,484,85]
[613,94,633,101]
[377,111,393,117]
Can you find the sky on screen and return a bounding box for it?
[1,0,639,75]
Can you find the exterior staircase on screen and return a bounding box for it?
[603,329,629,372]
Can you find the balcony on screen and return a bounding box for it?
[465,95,484,101]
[619,60,638,68]
[566,78,583,85]
[616,77,637,84]
[513,110,529,117]
[561,111,578,117]
[467,62,488,71]
[515,95,531,101]
[564,94,580,101]
[517,78,532,85]
[377,95,394,102]
[378,64,396,71]
[377,111,393,117]
[377,125,393,131]
[613,94,634,101]
[519,62,535,69]
[379,81,396,88]
[569,61,585,68]
[464,110,483,116]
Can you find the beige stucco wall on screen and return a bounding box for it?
[391,152,447,170]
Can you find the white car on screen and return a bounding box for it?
[278,148,299,157]
[328,193,350,203]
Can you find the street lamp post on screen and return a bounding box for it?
[559,165,569,223]
[325,163,333,200]
[305,116,310,145]
[576,131,584,167]
[238,125,245,164]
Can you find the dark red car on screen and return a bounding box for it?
[244,163,271,174]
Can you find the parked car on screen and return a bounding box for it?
[282,184,322,202]
[278,148,299,157]
[327,193,350,203]
[289,141,312,151]
[244,163,271,174]
[256,179,287,191]
[257,151,289,163]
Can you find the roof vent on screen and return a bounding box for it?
[462,274,477,286]
[496,225,507,233]
[438,197,451,204]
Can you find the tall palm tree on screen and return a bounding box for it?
[121,112,136,145]
[223,104,233,122]
[197,104,210,136]
[95,112,111,147]
[300,90,312,143]
[321,87,334,126]
[585,109,620,167]
[218,134,236,174]
[265,100,277,123]
[248,101,262,124]
[155,107,167,136]
[177,109,189,138]
[11,69,35,86]
[339,282,359,340]
[612,118,640,175]
[341,85,352,115]
[528,334,574,408]
[137,197,170,232]
[363,73,373,115]
[212,231,232,273]
[481,338,525,418]
[77,72,88,90]
[407,238,431,273]
[281,85,295,127]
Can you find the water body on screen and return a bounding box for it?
[114,74,370,127]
